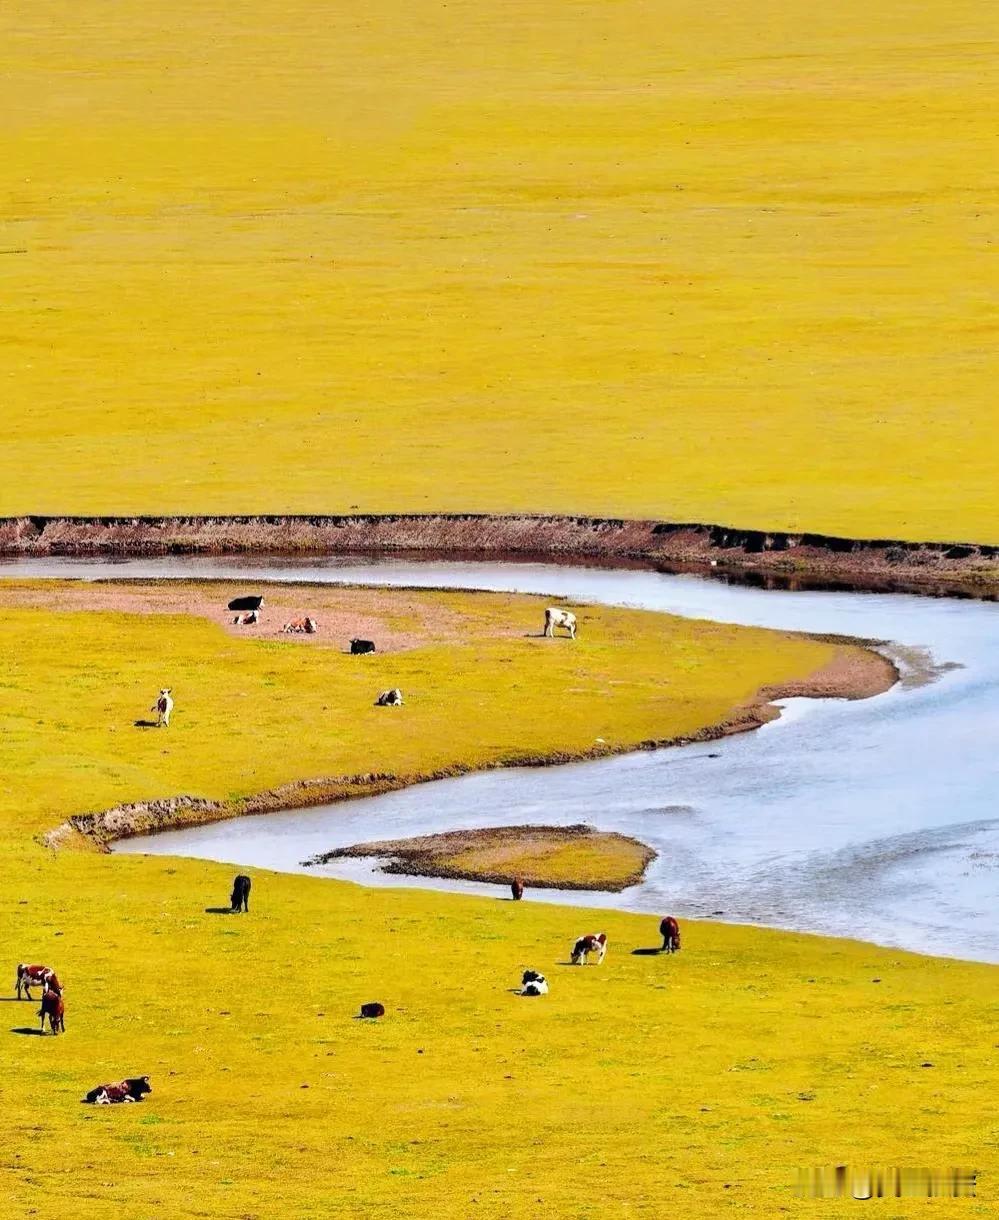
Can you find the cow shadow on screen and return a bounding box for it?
[133,719,160,729]
[11,1027,45,1036]
[204,907,236,915]
[631,948,664,956]
[0,997,27,1003]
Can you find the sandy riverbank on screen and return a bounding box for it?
[1,514,998,597]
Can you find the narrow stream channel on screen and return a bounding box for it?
[5,555,997,962]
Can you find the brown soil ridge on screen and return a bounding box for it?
[41,642,896,854]
[304,824,658,892]
[2,514,998,597]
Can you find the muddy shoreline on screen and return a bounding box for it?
[2,514,998,598]
[305,824,658,892]
[43,645,896,856]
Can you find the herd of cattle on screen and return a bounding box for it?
[144,596,580,727]
[22,592,632,1100]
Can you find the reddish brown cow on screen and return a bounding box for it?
[511,878,524,901]
[39,987,65,1034]
[660,916,681,954]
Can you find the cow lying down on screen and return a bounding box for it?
[520,969,548,997]
[84,1076,152,1105]
[375,688,403,707]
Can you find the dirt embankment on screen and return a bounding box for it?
[305,824,657,891]
[2,514,998,596]
[43,641,895,854]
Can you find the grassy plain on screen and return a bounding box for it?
[2,0,997,540]
[0,582,993,1217]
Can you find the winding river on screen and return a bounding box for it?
[4,556,997,963]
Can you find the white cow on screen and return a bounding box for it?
[543,608,577,639]
[151,688,173,727]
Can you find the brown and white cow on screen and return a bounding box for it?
[232,610,259,626]
[543,608,577,639]
[570,932,607,965]
[281,617,318,635]
[84,1077,152,1104]
[15,964,57,1000]
[38,987,65,1034]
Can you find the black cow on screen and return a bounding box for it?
[227,595,265,612]
[85,1076,152,1104]
[375,688,403,707]
[359,1002,385,1019]
[231,875,251,913]
[350,639,376,655]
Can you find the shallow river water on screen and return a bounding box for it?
[5,555,997,963]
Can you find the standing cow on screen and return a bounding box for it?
[510,878,524,901]
[570,932,607,965]
[660,916,681,954]
[15,964,56,1000]
[231,875,251,913]
[543,608,577,639]
[38,987,65,1035]
[151,689,173,727]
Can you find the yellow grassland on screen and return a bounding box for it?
[1,0,996,539]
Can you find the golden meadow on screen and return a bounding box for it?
[1,0,996,539]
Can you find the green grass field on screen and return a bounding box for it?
[3,583,993,1219]
[2,0,997,540]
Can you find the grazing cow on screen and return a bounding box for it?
[15,964,56,1000]
[282,617,318,635]
[38,987,65,1035]
[660,916,681,954]
[230,874,251,913]
[350,639,376,655]
[228,595,264,612]
[375,688,403,707]
[570,932,607,966]
[84,1077,152,1105]
[151,688,173,727]
[359,1002,385,1019]
[511,878,524,901]
[543,608,577,639]
[232,610,259,626]
[520,969,548,997]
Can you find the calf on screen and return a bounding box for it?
[230,874,251,913]
[350,639,376,655]
[570,932,607,966]
[84,1077,152,1105]
[38,987,65,1035]
[510,878,524,901]
[520,969,548,997]
[281,617,318,635]
[375,688,403,707]
[359,1002,385,1019]
[232,610,259,626]
[543,608,577,639]
[15,964,55,1000]
[660,916,681,954]
[151,688,173,728]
